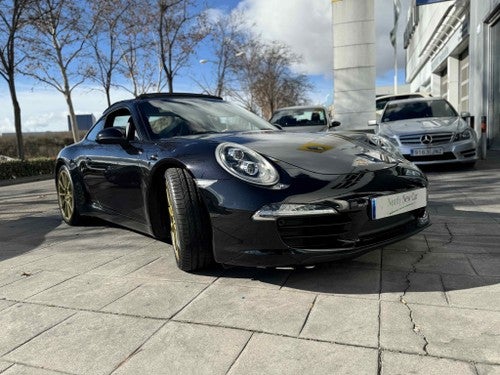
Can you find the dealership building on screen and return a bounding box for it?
[404,0,500,151]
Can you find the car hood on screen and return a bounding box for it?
[379,117,465,137]
[166,131,405,175]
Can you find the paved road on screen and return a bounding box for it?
[1,155,499,374]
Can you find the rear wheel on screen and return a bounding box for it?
[56,165,83,225]
[165,168,214,271]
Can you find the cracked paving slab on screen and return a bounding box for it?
[381,271,449,306]
[426,234,500,254]
[380,301,500,363]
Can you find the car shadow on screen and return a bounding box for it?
[0,214,62,261]
[0,214,116,262]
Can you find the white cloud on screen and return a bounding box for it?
[236,0,333,76]
[0,86,134,134]
[234,0,408,80]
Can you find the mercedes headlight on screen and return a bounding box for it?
[215,142,279,186]
[454,128,473,141]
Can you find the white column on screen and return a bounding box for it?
[431,72,442,97]
[447,56,459,109]
[332,0,376,130]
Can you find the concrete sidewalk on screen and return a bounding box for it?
[0,154,499,374]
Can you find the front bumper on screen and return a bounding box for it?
[397,139,478,165]
[211,208,429,267]
[198,171,430,267]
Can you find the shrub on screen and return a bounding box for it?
[0,158,55,180]
[0,132,83,159]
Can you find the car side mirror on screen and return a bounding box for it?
[367,120,378,126]
[96,127,128,145]
[329,120,341,128]
[460,111,471,118]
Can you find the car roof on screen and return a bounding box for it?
[273,105,327,112]
[384,97,446,105]
[108,93,223,108]
[136,93,223,101]
[376,93,426,102]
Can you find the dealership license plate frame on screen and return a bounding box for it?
[371,188,427,220]
[411,147,444,156]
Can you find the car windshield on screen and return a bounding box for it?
[376,94,423,111]
[140,98,276,139]
[381,99,458,122]
[270,108,327,127]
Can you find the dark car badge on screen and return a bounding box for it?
[420,134,432,144]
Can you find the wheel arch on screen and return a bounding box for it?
[146,159,209,241]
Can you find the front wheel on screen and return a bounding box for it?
[165,168,214,271]
[56,165,83,225]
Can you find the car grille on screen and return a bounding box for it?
[399,132,454,145]
[277,212,415,250]
[404,152,456,162]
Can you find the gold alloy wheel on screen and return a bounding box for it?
[166,187,180,261]
[57,169,74,222]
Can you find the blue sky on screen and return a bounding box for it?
[0,0,408,134]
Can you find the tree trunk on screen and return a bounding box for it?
[8,75,24,160]
[105,86,111,107]
[167,73,173,93]
[65,91,79,143]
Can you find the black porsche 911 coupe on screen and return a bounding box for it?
[55,93,430,271]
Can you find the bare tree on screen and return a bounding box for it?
[116,0,163,97]
[196,10,246,97]
[157,0,208,93]
[0,0,35,159]
[234,40,311,118]
[87,0,131,106]
[22,0,94,142]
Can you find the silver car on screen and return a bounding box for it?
[270,106,340,132]
[370,97,478,167]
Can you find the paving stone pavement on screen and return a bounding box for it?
[1,152,500,374]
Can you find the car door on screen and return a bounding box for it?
[81,106,148,223]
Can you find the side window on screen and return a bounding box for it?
[86,107,140,142]
[106,108,140,141]
[86,118,105,141]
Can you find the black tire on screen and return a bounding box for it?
[56,165,84,225]
[165,168,214,271]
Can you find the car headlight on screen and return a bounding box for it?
[368,134,402,157]
[454,128,473,141]
[215,142,279,186]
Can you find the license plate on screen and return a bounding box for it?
[411,147,443,156]
[371,188,427,220]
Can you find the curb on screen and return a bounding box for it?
[0,174,53,187]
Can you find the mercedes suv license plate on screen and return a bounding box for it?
[411,147,443,156]
[371,188,427,220]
